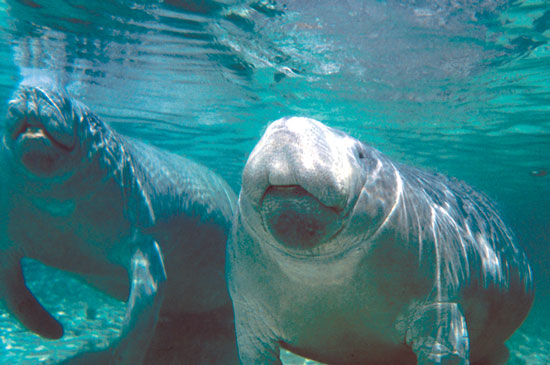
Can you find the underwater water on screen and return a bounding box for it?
[0,0,548,363]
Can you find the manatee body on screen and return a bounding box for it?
[0,77,238,364]
[227,117,534,364]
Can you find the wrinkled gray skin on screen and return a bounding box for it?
[227,117,534,365]
[0,77,238,364]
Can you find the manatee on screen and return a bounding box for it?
[226,117,534,364]
[0,76,238,364]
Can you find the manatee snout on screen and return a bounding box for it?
[7,85,76,149]
[242,117,366,250]
[5,81,77,175]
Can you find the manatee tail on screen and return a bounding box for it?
[0,258,63,339]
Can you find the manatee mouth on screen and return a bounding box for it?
[6,115,76,176]
[12,121,74,152]
[260,185,344,250]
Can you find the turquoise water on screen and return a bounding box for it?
[0,0,549,363]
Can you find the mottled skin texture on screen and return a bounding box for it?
[0,77,238,364]
[227,117,534,364]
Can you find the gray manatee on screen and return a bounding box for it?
[227,117,534,364]
[0,76,238,364]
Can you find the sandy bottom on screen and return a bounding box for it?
[1,260,548,364]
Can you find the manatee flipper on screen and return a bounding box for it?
[62,240,166,365]
[406,302,470,364]
[113,239,167,363]
[0,257,63,339]
[233,305,282,365]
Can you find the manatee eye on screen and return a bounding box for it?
[355,145,366,159]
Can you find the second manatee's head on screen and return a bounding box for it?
[240,117,399,258]
[3,76,98,179]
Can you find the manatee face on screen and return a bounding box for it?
[3,78,82,177]
[241,117,392,257]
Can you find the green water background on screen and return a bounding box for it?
[0,0,548,363]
